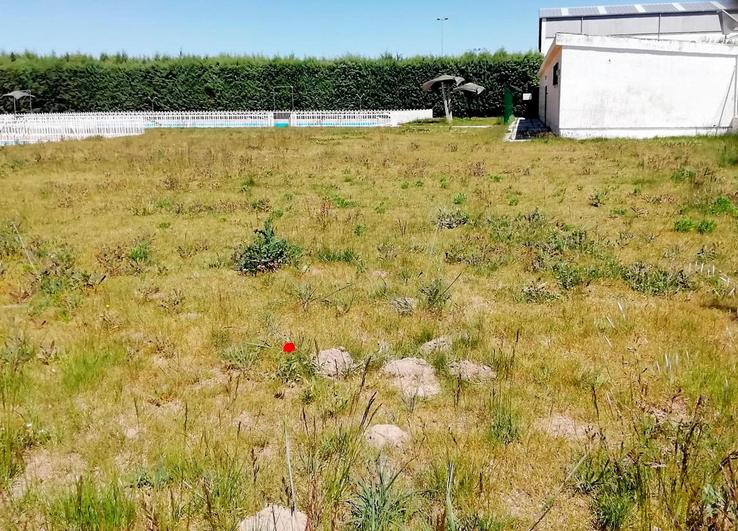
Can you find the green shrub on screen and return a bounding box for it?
[127,238,152,266]
[696,219,717,234]
[219,344,258,371]
[671,166,696,183]
[621,262,692,295]
[551,262,591,290]
[49,478,136,530]
[487,393,520,445]
[348,467,410,530]
[436,210,469,230]
[0,222,20,259]
[316,248,359,264]
[276,352,314,384]
[233,222,299,275]
[674,218,696,233]
[420,277,457,311]
[708,196,736,216]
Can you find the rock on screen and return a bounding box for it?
[390,297,417,316]
[238,505,307,531]
[449,360,496,382]
[373,270,389,279]
[419,336,452,355]
[365,424,410,449]
[316,347,354,378]
[382,357,441,398]
[178,312,202,321]
[533,414,594,441]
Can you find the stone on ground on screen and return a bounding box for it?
[365,424,410,449]
[533,414,594,441]
[382,357,441,398]
[316,347,354,378]
[390,297,417,316]
[419,336,452,355]
[238,504,307,531]
[449,360,496,382]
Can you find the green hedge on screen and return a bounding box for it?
[0,52,541,117]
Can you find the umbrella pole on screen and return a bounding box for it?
[441,84,452,124]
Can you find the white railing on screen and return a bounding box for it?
[0,109,433,145]
[143,110,274,129]
[0,113,146,145]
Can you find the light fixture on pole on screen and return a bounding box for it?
[436,17,449,56]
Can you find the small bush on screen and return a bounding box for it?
[674,218,717,234]
[520,281,559,303]
[0,222,20,259]
[696,219,717,234]
[348,467,410,530]
[621,262,692,295]
[436,210,469,230]
[49,478,136,530]
[128,239,152,266]
[220,344,258,371]
[707,196,736,216]
[552,262,591,290]
[487,392,520,445]
[419,277,456,311]
[452,193,466,205]
[671,166,696,183]
[276,352,314,384]
[316,248,359,264]
[233,222,300,275]
[674,218,696,233]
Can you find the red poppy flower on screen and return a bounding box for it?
[282,342,296,353]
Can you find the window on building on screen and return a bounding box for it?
[553,63,560,86]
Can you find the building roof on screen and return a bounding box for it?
[539,32,738,75]
[540,1,738,19]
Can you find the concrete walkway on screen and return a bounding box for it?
[507,117,549,141]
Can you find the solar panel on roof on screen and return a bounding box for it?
[640,3,679,12]
[605,5,640,14]
[540,0,738,19]
[569,6,602,16]
[539,7,563,18]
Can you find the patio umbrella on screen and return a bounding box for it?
[421,75,465,123]
[2,90,33,113]
[453,82,485,95]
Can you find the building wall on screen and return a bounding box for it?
[552,35,738,139]
[538,47,563,133]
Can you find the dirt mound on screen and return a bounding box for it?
[449,360,496,382]
[365,424,410,449]
[316,347,354,378]
[238,504,307,531]
[382,357,441,398]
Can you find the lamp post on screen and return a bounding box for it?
[436,17,449,56]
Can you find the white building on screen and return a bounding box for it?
[539,33,738,138]
[539,1,738,54]
[537,1,738,138]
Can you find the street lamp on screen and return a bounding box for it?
[436,17,449,56]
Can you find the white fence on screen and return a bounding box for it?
[0,109,433,146]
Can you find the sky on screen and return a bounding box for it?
[1,0,625,58]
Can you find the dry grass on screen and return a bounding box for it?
[0,124,737,529]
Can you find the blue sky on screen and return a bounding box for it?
[3,0,614,57]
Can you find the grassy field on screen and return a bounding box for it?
[0,123,737,530]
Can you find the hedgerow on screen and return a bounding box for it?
[0,51,541,117]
